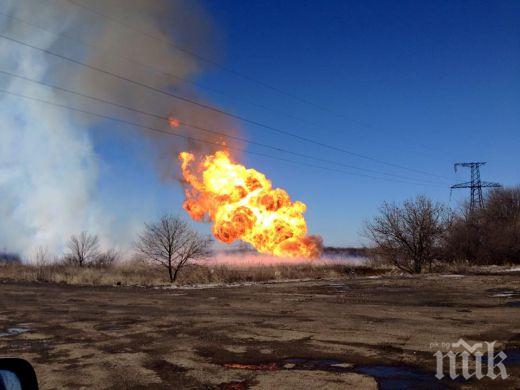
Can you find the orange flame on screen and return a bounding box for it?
[179,150,322,258]
[168,117,180,128]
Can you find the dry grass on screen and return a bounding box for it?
[430,259,520,275]
[365,255,520,275]
[0,260,162,286]
[0,259,384,287]
[3,257,514,288]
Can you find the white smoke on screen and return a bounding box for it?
[0,0,231,259]
[0,1,106,258]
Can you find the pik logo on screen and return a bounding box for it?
[433,338,508,380]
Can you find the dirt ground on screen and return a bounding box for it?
[1,273,519,389]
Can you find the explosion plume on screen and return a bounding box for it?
[179,150,322,258]
[0,0,223,257]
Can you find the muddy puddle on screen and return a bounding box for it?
[0,327,30,337]
[487,287,520,298]
[487,287,520,307]
[355,364,446,389]
[327,283,350,291]
[502,349,520,365]
[223,357,450,389]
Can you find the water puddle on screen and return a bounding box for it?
[222,347,520,388]
[487,288,520,298]
[328,283,350,291]
[356,364,446,389]
[0,327,30,337]
[355,349,520,389]
[492,292,520,298]
[223,357,450,388]
[503,349,520,365]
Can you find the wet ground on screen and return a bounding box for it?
[1,274,519,389]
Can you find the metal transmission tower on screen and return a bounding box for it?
[451,162,501,211]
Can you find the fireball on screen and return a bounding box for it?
[178,150,322,258]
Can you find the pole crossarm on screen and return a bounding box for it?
[450,162,501,211]
[451,181,472,189]
[480,181,502,188]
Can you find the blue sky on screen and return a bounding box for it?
[95,0,519,247]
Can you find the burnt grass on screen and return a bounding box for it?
[0,274,519,389]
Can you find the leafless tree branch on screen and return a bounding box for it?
[364,196,451,273]
[135,214,211,282]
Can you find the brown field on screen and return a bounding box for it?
[0,260,382,286]
[1,273,519,389]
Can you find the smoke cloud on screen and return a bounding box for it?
[0,0,237,259]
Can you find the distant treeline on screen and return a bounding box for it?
[0,252,21,263]
[365,186,520,273]
[323,247,369,258]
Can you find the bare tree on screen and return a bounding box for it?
[444,186,520,264]
[92,249,119,268]
[364,196,451,273]
[65,232,100,267]
[135,215,211,283]
[480,186,520,264]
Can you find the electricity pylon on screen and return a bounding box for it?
[451,162,501,211]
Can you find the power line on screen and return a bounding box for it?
[0,69,448,186]
[63,0,320,104]
[0,32,450,181]
[0,87,445,188]
[62,0,451,157]
[0,7,318,128]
